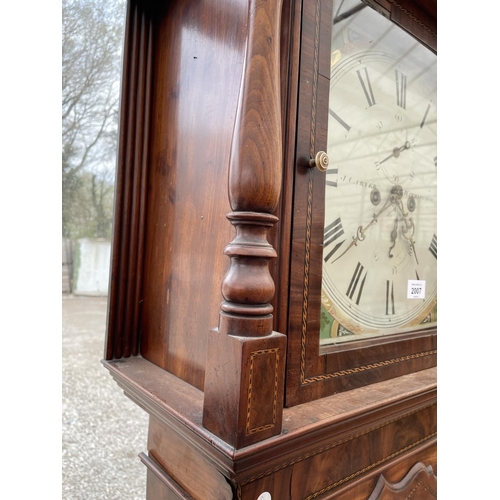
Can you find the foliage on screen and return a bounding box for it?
[62,0,126,239]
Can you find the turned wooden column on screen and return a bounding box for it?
[202,0,286,449]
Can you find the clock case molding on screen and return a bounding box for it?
[102,0,437,498]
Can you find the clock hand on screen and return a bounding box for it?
[388,218,399,258]
[331,193,396,264]
[377,141,411,166]
[392,197,419,265]
[401,216,419,265]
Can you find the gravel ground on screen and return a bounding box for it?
[62,295,149,499]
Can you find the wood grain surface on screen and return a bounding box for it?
[138,0,248,389]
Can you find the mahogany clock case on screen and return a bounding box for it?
[104,0,437,407]
[104,0,246,390]
[102,0,437,498]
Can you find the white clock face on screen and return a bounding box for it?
[321,1,437,343]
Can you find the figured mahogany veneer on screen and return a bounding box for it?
[104,357,436,499]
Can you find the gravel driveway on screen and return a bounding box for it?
[62,295,148,499]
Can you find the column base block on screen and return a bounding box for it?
[202,327,287,449]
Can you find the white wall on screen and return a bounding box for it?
[73,238,111,296]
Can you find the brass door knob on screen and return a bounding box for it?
[308,151,329,172]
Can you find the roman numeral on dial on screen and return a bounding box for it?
[329,109,351,131]
[357,68,376,107]
[324,217,345,262]
[395,70,407,109]
[326,168,338,187]
[429,234,437,259]
[385,280,395,315]
[346,262,367,305]
[420,103,431,128]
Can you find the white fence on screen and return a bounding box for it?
[64,238,111,296]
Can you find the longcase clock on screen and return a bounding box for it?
[103,1,438,498]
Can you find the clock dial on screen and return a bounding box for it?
[321,1,437,343]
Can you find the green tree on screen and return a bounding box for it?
[62,0,125,239]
